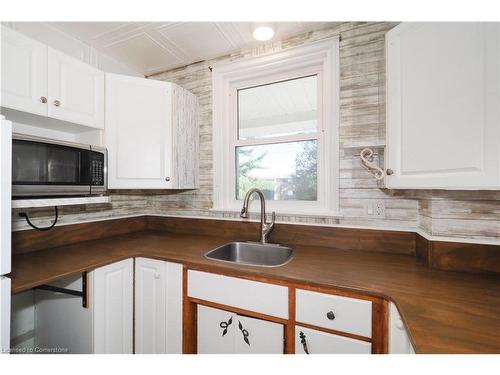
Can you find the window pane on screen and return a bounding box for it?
[236,140,317,201]
[237,75,318,140]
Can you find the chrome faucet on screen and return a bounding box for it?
[240,188,276,244]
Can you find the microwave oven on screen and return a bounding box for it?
[12,134,107,198]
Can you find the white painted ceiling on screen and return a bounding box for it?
[49,22,338,76]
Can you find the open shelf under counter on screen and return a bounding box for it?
[12,196,110,209]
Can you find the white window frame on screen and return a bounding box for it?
[212,38,340,216]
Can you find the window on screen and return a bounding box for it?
[212,38,340,216]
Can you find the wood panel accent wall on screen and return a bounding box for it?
[416,234,500,274]
[12,215,500,274]
[146,216,416,254]
[12,216,147,254]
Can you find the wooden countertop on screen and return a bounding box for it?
[9,230,500,354]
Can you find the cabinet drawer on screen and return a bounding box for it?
[295,326,371,354]
[296,289,372,337]
[188,270,288,319]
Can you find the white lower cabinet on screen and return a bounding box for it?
[34,258,184,354]
[197,305,284,354]
[134,258,183,354]
[389,303,415,354]
[295,326,371,354]
[93,259,134,354]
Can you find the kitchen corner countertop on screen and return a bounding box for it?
[8,230,500,354]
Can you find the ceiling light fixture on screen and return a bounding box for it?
[252,23,275,41]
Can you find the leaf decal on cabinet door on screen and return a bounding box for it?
[238,321,250,346]
[219,316,233,337]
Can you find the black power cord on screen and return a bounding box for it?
[19,206,58,231]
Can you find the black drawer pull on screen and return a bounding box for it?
[238,321,250,346]
[326,311,335,320]
[299,331,310,354]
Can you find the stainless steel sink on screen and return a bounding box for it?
[204,241,295,267]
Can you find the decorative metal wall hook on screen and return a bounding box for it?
[359,147,385,181]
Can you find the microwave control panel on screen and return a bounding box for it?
[90,151,105,186]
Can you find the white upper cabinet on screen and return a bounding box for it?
[1,26,104,129]
[1,26,48,116]
[386,23,500,189]
[47,48,104,129]
[105,73,199,189]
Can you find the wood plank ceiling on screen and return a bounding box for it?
[49,22,339,75]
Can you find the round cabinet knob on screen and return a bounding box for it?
[39,96,47,103]
[53,100,61,107]
[395,318,405,330]
[386,168,394,175]
[326,311,335,320]
[165,177,170,182]
[154,272,161,279]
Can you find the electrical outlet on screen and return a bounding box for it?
[374,200,386,217]
[365,200,386,217]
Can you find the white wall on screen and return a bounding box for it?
[2,22,142,77]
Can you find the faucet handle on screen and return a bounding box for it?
[270,211,276,225]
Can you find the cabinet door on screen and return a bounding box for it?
[1,26,48,115]
[105,73,172,189]
[48,47,104,129]
[386,23,500,189]
[234,315,284,354]
[93,258,133,354]
[389,303,415,354]
[197,305,236,354]
[135,258,166,354]
[295,326,371,354]
[197,305,285,354]
[135,258,183,354]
